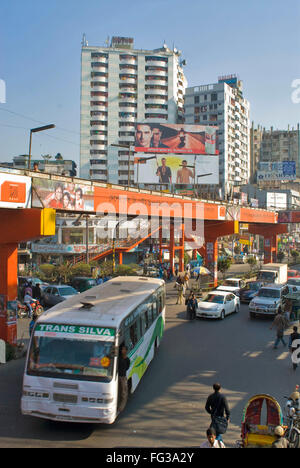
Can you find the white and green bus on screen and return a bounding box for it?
[21,276,165,424]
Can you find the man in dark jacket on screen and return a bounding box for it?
[289,326,300,371]
[205,383,230,441]
[117,345,130,414]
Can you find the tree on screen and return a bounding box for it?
[56,261,72,284]
[246,255,257,275]
[38,264,56,282]
[218,257,232,279]
[291,250,299,262]
[70,262,92,278]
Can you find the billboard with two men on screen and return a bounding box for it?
[134,123,219,185]
[134,123,219,155]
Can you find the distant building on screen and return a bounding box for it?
[251,124,300,186]
[184,75,250,197]
[250,123,263,183]
[240,184,300,210]
[80,35,187,183]
[0,155,77,177]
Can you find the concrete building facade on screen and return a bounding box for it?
[184,75,250,196]
[80,36,187,184]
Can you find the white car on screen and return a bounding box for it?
[196,291,240,320]
[216,278,246,296]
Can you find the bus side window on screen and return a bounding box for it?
[148,304,153,325]
[152,300,157,320]
[158,294,163,314]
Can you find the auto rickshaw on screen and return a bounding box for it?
[239,394,284,448]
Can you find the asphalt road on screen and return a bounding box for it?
[0,281,299,448]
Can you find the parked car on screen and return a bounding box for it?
[18,276,49,290]
[196,291,240,320]
[41,285,79,308]
[249,283,289,319]
[234,255,247,264]
[217,278,246,296]
[287,278,300,293]
[288,269,300,280]
[71,277,97,293]
[239,281,265,303]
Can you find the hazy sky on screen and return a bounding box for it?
[1,0,300,168]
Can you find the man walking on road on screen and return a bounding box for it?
[289,326,300,370]
[270,311,288,349]
[205,383,230,442]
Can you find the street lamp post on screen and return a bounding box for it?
[28,124,55,170]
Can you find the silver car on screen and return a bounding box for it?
[42,285,79,308]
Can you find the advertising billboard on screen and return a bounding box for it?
[32,178,94,212]
[134,123,218,155]
[257,161,296,181]
[266,192,287,210]
[134,154,219,185]
[0,173,31,209]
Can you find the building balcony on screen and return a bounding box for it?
[145,57,168,67]
[119,57,137,66]
[90,163,107,170]
[144,114,168,122]
[118,135,135,143]
[90,144,107,152]
[90,173,108,181]
[145,87,168,96]
[90,124,107,132]
[119,76,137,85]
[145,97,168,105]
[90,104,108,112]
[91,84,108,92]
[145,78,168,86]
[145,68,168,77]
[91,54,108,63]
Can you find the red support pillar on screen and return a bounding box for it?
[264,235,278,263]
[178,224,185,273]
[204,238,218,288]
[169,223,175,275]
[159,226,163,264]
[119,252,123,265]
[0,244,18,345]
[248,223,287,264]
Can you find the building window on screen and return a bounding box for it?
[211,93,218,102]
[194,96,200,104]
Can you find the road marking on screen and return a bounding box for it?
[276,352,289,360]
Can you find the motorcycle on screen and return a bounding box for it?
[18,299,44,318]
[284,385,300,448]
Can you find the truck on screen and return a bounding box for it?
[256,263,287,285]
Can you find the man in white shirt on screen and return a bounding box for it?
[24,292,33,318]
[200,428,226,448]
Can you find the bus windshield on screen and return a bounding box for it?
[27,335,115,382]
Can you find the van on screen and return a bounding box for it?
[70,277,97,293]
[249,283,289,318]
